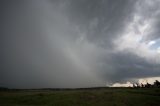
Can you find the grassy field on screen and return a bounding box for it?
[0,88,160,106]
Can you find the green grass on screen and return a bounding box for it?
[0,88,160,106]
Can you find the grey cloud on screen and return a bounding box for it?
[66,0,136,48]
[105,52,160,82]
[1,0,160,88]
[134,0,160,41]
[1,0,105,88]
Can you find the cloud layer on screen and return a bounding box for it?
[1,0,160,88]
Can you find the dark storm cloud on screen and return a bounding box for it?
[1,0,160,88]
[104,52,160,82]
[66,0,135,48]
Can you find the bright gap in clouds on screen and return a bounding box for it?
[149,39,160,52]
[112,77,160,87]
[148,41,156,46]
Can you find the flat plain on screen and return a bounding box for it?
[0,88,160,106]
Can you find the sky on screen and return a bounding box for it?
[1,0,160,88]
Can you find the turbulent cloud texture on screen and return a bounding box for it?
[1,0,160,88]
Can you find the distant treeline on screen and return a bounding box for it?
[133,80,160,88]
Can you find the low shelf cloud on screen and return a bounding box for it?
[1,0,160,88]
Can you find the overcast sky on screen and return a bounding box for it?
[1,0,160,88]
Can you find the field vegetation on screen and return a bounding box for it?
[0,88,160,106]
